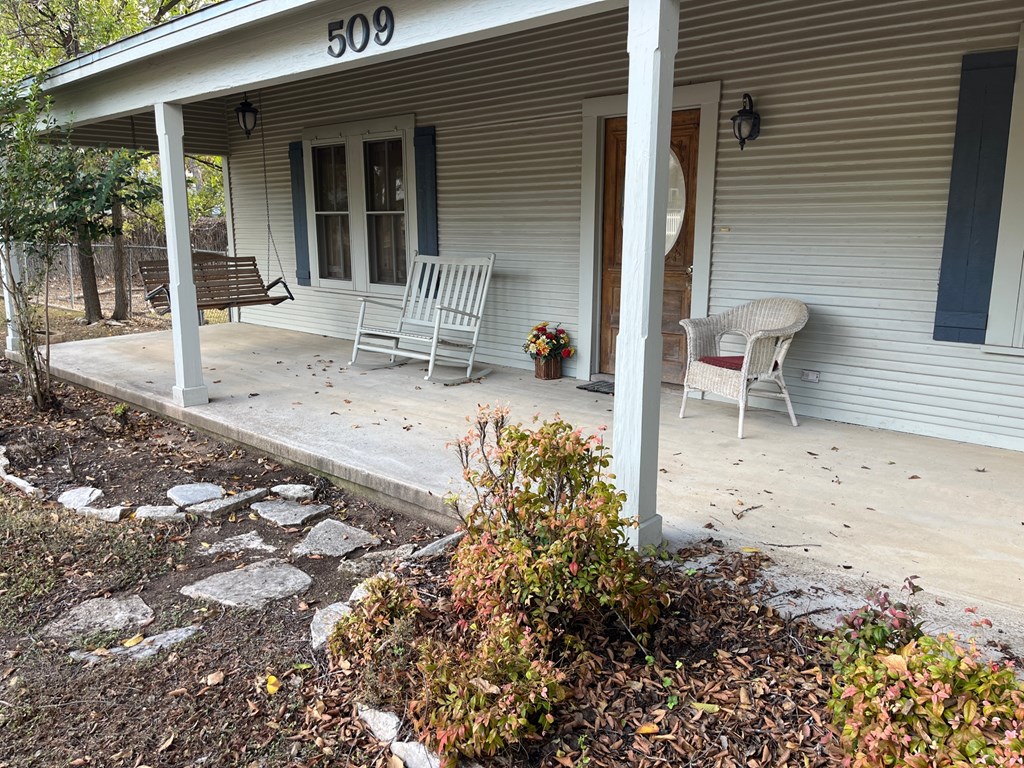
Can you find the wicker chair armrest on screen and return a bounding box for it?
[679,316,726,360]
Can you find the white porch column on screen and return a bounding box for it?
[612,0,680,549]
[155,102,208,407]
[1,241,22,355]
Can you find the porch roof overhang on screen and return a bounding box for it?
[41,0,625,132]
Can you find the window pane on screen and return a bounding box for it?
[316,213,350,280]
[368,213,406,285]
[313,144,347,212]
[364,139,404,212]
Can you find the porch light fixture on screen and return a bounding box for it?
[730,93,760,150]
[235,93,259,139]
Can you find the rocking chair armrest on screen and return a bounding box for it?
[436,305,480,320]
[145,283,170,302]
[356,296,405,310]
[265,277,294,301]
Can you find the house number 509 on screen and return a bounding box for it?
[327,6,394,58]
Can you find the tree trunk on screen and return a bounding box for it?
[110,198,129,321]
[76,225,103,323]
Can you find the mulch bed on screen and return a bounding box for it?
[307,543,841,768]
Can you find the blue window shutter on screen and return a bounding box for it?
[934,50,1016,343]
[414,126,439,255]
[288,141,311,286]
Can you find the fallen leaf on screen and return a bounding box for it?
[206,670,225,686]
[691,702,721,713]
[635,723,660,735]
[740,547,760,554]
[157,734,174,753]
[266,675,281,695]
[908,474,921,480]
[388,756,405,768]
[167,687,188,697]
[122,634,144,648]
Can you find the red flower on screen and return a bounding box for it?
[546,333,555,339]
[561,348,571,358]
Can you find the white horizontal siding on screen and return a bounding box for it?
[220,0,1024,450]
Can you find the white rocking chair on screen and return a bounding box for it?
[350,252,496,381]
[678,297,809,438]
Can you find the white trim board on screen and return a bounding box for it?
[577,81,721,381]
[44,0,624,128]
[986,23,1024,348]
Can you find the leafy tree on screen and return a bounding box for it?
[0,78,73,409]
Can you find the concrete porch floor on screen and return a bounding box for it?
[46,323,1023,642]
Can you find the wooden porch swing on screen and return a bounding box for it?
[138,250,293,314]
[139,90,294,316]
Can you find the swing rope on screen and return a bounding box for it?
[257,90,288,282]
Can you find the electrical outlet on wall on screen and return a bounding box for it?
[800,369,821,383]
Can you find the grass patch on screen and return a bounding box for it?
[0,492,186,631]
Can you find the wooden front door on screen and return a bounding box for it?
[599,110,699,384]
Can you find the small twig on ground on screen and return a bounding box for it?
[733,504,763,520]
[761,543,822,548]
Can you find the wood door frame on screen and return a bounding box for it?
[576,81,721,380]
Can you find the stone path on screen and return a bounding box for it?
[33,481,460,678]
[19,473,465,765]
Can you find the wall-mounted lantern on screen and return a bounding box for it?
[235,94,259,139]
[730,93,760,150]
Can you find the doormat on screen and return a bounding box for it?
[577,380,615,395]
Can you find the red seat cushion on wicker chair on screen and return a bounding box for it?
[699,355,745,370]
[699,355,780,371]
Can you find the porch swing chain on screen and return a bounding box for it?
[257,91,287,283]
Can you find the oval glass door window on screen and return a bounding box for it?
[665,151,685,255]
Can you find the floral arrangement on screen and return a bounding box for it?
[523,322,575,360]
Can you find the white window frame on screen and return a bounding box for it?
[984,24,1024,354]
[302,113,418,295]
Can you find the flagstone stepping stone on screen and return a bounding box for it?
[70,625,201,665]
[57,486,103,511]
[409,531,464,560]
[363,544,417,563]
[180,559,311,609]
[357,704,401,742]
[310,601,352,649]
[188,487,269,519]
[203,532,277,556]
[391,741,441,768]
[272,483,316,501]
[77,506,130,523]
[167,482,224,507]
[251,500,331,528]
[292,519,380,557]
[42,595,153,640]
[136,505,185,522]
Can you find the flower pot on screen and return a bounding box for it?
[534,356,562,380]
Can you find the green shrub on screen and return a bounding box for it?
[413,614,565,763]
[329,407,666,765]
[830,593,1024,767]
[449,406,666,642]
[327,575,421,706]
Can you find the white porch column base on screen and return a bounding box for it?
[0,242,21,356]
[611,0,680,550]
[173,384,210,407]
[155,101,208,407]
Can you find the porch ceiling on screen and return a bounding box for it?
[45,323,1024,638]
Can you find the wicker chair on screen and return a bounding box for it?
[678,298,809,438]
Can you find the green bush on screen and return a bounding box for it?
[449,406,666,642]
[830,593,1024,768]
[329,407,666,766]
[413,614,565,761]
[327,575,421,706]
